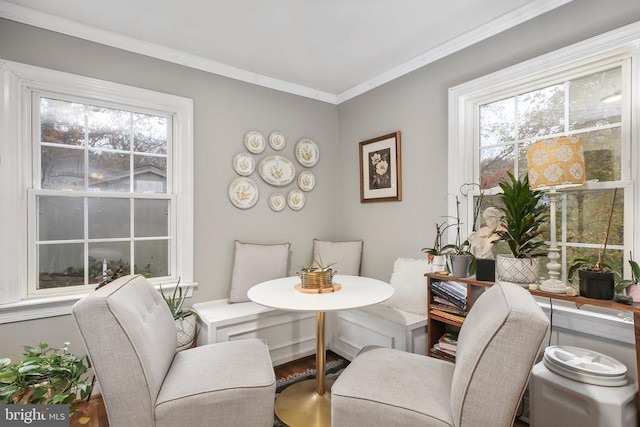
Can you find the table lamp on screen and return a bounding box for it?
[527,136,586,293]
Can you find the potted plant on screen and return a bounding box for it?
[160,278,198,350]
[615,252,640,302]
[421,221,450,274]
[495,172,547,286]
[442,195,473,278]
[0,342,92,421]
[568,189,618,300]
[297,257,337,290]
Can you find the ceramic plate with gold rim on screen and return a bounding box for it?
[232,152,256,176]
[228,177,259,209]
[295,138,319,167]
[268,192,286,212]
[244,130,266,154]
[268,131,286,151]
[287,189,305,211]
[297,171,315,191]
[259,155,296,186]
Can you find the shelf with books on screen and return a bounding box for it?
[426,273,493,362]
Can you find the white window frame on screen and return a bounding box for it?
[0,59,195,323]
[449,23,640,343]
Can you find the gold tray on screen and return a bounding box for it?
[294,283,342,294]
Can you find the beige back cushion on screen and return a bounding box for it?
[229,240,291,303]
[450,282,549,427]
[312,239,363,275]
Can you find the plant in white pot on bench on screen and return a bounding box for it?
[161,279,198,350]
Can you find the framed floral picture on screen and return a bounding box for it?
[359,131,402,203]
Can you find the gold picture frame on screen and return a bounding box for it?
[359,131,402,203]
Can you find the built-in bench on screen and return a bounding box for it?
[193,257,430,363]
[192,299,317,366]
[193,299,427,363]
[331,305,427,360]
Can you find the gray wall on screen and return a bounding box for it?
[336,0,640,281]
[2,0,640,365]
[0,18,338,360]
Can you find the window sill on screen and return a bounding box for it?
[536,298,635,345]
[0,282,198,324]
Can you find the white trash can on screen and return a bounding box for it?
[530,346,637,427]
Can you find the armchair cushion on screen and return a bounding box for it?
[312,239,363,275]
[229,241,290,303]
[156,340,275,426]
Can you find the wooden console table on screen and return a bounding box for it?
[426,273,640,378]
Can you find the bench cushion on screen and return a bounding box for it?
[229,241,290,303]
[384,257,430,315]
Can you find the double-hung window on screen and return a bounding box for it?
[449,24,640,341]
[0,60,194,322]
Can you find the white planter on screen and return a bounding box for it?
[431,255,447,274]
[496,254,539,286]
[176,315,197,351]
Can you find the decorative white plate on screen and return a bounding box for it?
[268,192,286,212]
[297,171,316,192]
[244,130,266,154]
[295,138,319,167]
[228,177,259,209]
[232,152,256,176]
[268,131,286,151]
[258,155,296,186]
[287,189,305,211]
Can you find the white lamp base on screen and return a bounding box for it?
[539,278,567,293]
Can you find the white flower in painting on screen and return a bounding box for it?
[376,160,388,176]
[371,153,381,165]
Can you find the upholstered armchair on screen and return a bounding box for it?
[72,275,276,427]
[331,281,550,427]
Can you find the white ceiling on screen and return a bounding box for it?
[0,0,573,103]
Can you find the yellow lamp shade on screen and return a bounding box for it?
[527,136,586,188]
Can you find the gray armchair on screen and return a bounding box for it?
[331,281,549,427]
[72,275,275,427]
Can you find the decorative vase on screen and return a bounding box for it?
[578,270,614,300]
[476,258,496,282]
[431,255,447,274]
[496,255,539,287]
[450,254,472,278]
[626,284,640,303]
[176,315,197,351]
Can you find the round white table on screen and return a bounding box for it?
[248,275,393,427]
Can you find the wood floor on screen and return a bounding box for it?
[71,350,528,426]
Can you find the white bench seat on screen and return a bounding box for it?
[192,299,317,366]
[330,305,428,360]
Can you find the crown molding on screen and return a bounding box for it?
[0,1,338,104]
[335,0,574,103]
[0,0,572,105]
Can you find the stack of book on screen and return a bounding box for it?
[430,280,467,320]
[431,331,458,361]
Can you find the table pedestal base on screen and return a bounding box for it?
[275,378,335,427]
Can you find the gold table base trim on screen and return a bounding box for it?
[275,378,335,427]
[294,283,342,294]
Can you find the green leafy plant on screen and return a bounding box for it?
[496,171,547,258]
[615,252,640,293]
[160,278,197,320]
[421,221,450,257]
[301,256,336,272]
[0,342,92,405]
